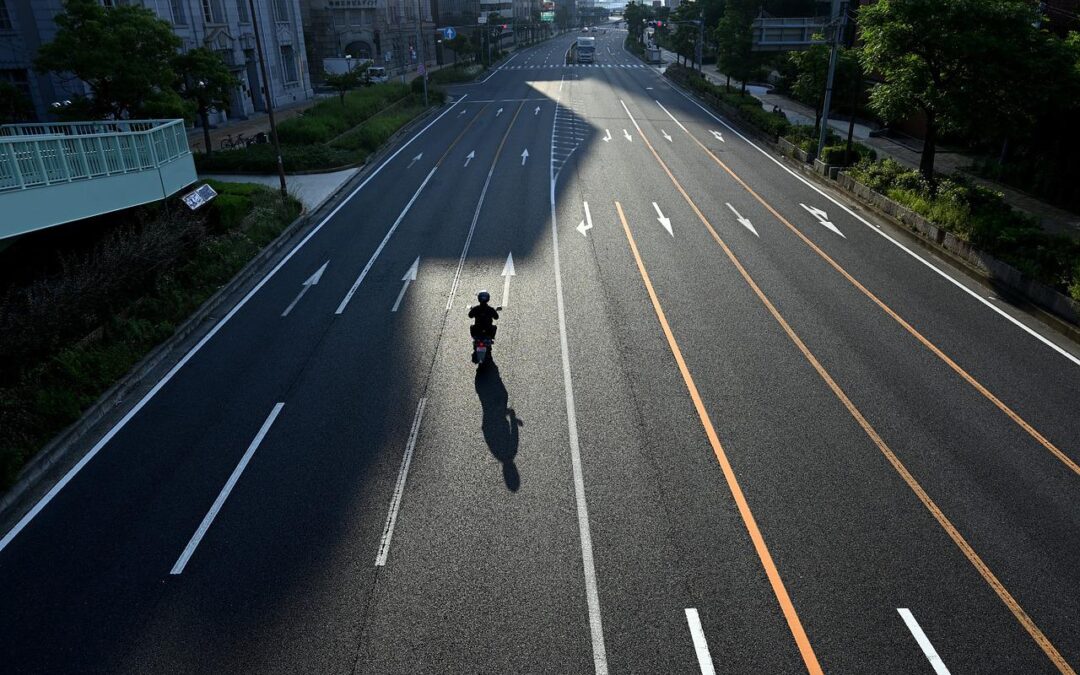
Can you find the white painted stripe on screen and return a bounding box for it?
[549,73,609,675]
[898,608,951,675]
[336,166,437,314]
[659,79,1080,367]
[170,402,284,574]
[685,609,716,675]
[374,397,427,567]
[0,95,468,555]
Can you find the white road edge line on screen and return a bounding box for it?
[549,73,609,675]
[374,397,427,567]
[170,402,284,575]
[337,166,438,314]
[0,95,468,555]
[685,608,716,675]
[897,608,951,675]
[655,90,1080,367]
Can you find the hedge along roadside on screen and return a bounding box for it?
[193,83,446,174]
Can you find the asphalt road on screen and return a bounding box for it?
[2,27,1079,674]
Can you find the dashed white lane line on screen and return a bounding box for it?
[685,608,716,675]
[375,397,427,567]
[898,608,951,675]
[170,402,285,575]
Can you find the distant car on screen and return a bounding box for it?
[367,66,388,84]
[582,26,589,32]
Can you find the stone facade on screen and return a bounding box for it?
[0,0,313,123]
[300,0,436,84]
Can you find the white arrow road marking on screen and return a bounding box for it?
[603,129,612,142]
[535,105,541,115]
[800,203,846,238]
[710,130,725,142]
[391,257,420,312]
[898,609,951,675]
[496,107,504,116]
[521,148,530,165]
[464,150,475,167]
[281,260,328,316]
[501,252,516,307]
[725,203,759,237]
[407,153,422,168]
[662,130,672,142]
[171,402,284,574]
[577,200,593,236]
[457,108,467,117]
[653,202,673,236]
[337,166,438,314]
[623,129,633,142]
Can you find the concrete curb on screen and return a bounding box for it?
[0,98,453,530]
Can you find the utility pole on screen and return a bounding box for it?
[696,11,703,74]
[415,0,428,106]
[815,0,848,162]
[247,0,287,200]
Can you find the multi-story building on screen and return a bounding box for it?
[300,0,437,84]
[0,0,313,123]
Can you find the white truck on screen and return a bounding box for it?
[576,36,596,64]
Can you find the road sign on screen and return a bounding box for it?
[181,183,217,210]
[478,14,487,23]
[541,10,554,21]
[442,26,456,40]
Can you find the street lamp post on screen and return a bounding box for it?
[246,0,287,200]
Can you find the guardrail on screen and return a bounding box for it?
[0,119,190,193]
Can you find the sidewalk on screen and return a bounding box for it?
[657,48,1080,239]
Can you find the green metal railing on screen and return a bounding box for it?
[0,119,190,192]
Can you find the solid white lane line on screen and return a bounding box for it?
[657,81,1080,367]
[898,608,951,675]
[549,73,609,675]
[685,608,716,675]
[336,166,438,314]
[0,96,468,555]
[170,402,284,575]
[375,397,427,567]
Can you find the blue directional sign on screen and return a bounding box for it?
[442,26,456,40]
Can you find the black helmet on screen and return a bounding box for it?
[477,290,490,303]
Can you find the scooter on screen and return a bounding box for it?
[471,307,502,366]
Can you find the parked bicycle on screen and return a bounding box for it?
[219,132,248,151]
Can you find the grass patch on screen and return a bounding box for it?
[428,63,486,85]
[194,86,443,173]
[848,159,1080,298]
[0,182,301,489]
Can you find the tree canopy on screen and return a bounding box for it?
[35,0,185,120]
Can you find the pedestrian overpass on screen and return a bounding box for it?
[0,119,197,240]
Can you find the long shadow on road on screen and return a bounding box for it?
[474,359,523,492]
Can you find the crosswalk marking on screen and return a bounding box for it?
[499,63,647,70]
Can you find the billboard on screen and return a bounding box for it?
[541,10,554,21]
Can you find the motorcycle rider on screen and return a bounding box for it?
[469,290,499,361]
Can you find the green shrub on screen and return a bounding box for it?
[195,143,359,173]
[819,143,876,166]
[429,63,485,84]
[208,193,251,232]
[275,84,410,145]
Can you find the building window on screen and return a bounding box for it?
[349,9,362,26]
[280,45,298,83]
[272,0,289,22]
[170,0,187,25]
[202,0,226,24]
[0,0,12,31]
[236,0,249,23]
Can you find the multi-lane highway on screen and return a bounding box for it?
[1,27,1079,674]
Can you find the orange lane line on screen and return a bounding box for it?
[615,200,824,675]
[668,106,1079,479]
[620,101,1076,675]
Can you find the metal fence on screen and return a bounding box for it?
[0,119,191,192]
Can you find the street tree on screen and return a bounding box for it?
[787,42,861,135]
[322,63,370,105]
[36,0,184,120]
[858,0,1046,181]
[174,48,239,156]
[714,0,757,93]
[446,35,474,64]
[623,2,649,40]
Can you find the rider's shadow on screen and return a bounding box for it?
[474,362,523,492]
